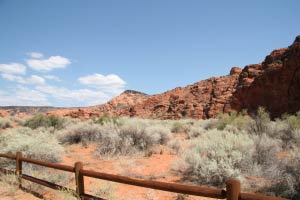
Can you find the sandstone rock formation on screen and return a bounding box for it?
[46,36,300,119]
[48,90,148,119]
[128,69,241,119]
[231,36,300,118]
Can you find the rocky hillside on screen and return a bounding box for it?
[47,90,148,119]
[127,67,241,119]
[2,36,299,120]
[231,36,300,118]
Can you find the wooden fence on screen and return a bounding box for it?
[0,152,287,200]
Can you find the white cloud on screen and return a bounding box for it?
[27,56,71,72]
[1,73,26,84]
[78,73,126,95]
[27,75,45,85]
[1,74,45,85]
[28,52,44,58]
[35,85,110,106]
[44,75,61,82]
[0,87,50,106]
[0,63,26,75]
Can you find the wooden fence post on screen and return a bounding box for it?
[16,151,22,188]
[75,162,84,198]
[226,179,240,200]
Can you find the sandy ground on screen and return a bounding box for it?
[0,140,218,200]
[0,125,219,200]
[0,186,39,200]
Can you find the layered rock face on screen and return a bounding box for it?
[128,68,241,119]
[231,36,300,118]
[45,36,300,119]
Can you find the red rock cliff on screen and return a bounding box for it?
[49,36,300,120]
[231,36,300,118]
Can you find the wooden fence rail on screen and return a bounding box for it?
[0,152,287,200]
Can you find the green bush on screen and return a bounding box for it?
[24,114,66,129]
[94,113,120,125]
[216,110,252,131]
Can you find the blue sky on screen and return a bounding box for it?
[0,0,299,107]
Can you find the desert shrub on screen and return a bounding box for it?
[92,182,118,200]
[0,127,63,167]
[249,107,271,135]
[94,113,120,125]
[187,126,205,139]
[23,114,66,129]
[121,120,171,149]
[217,110,252,131]
[248,134,282,174]
[223,125,240,134]
[261,154,300,199]
[95,123,126,156]
[262,115,300,148]
[199,118,219,130]
[216,111,237,130]
[282,114,300,130]
[265,120,289,138]
[168,139,182,154]
[171,121,190,133]
[59,120,102,144]
[0,117,12,129]
[95,120,171,156]
[181,129,253,187]
[146,125,171,145]
[290,129,300,147]
[0,173,19,196]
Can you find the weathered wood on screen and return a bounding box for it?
[0,153,16,160]
[226,179,240,200]
[20,157,74,172]
[240,192,287,200]
[16,152,22,188]
[75,162,85,198]
[0,153,289,200]
[22,174,72,192]
[81,169,226,199]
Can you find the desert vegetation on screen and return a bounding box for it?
[0,109,300,199]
